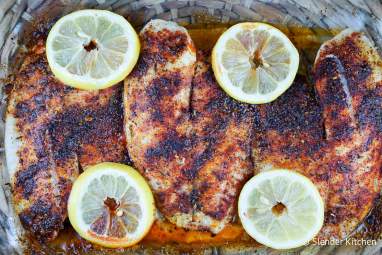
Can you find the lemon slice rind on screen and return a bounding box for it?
[212,22,299,104]
[68,162,155,248]
[238,169,324,250]
[46,9,140,90]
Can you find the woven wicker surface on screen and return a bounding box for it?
[1,0,382,254]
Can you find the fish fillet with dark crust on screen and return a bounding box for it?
[253,29,382,240]
[315,30,382,240]
[5,39,129,242]
[124,20,254,233]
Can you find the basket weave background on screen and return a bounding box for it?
[1,0,382,254]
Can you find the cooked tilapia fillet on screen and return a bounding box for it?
[314,30,382,239]
[252,76,329,200]
[5,40,128,241]
[124,19,197,228]
[189,55,253,231]
[253,29,382,240]
[124,20,253,233]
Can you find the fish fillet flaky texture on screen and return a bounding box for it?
[5,39,129,241]
[315,30,382,239]
[6,18,382,243]
[124,19,254,233]
[125,21,382,239]
[254,29,382,239]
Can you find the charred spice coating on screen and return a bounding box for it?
[7,40,129,242]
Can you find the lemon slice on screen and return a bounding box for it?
[46,9,140,90]
[212,22,299,104]
[238,169,324,249]
[68,162,155,248]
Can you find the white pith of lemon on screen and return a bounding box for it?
[238,169,324,250]
[67,162,155,248]
[212,22,299,104]
[46,9,140,90]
